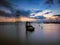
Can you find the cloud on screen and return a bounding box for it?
[17,10,31,17]
[0,0,12,9]
[30,9,53,18]
[0,7,14,17]
[0,7,31,17]
[0,7,12,14]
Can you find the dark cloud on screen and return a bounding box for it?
[45,11,52,14]
[16,10,31,17]
[45,0,54,4]
[0,10,12,17]
[34,10,42,13]
[0,0,12,9]
[35,16,45,19]
[58,0,60,4]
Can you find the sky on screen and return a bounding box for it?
[0,0,60,18]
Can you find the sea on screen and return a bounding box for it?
[0,22,60,45]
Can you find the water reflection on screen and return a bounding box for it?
[43,24,59,42]
[0,23,60,44]
[27,23,60,43]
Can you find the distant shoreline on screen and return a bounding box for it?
[43,22,60,24]
[0,22,60,25]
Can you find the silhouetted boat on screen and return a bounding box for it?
[26,22,34,32]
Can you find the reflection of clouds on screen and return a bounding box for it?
[28,23,59,42]
[43,24,59,40]
[43,24,58,32]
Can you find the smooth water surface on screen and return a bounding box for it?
[0,23,60,44]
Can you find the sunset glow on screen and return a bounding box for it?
[20,16,36,22]
[0,16,36,22]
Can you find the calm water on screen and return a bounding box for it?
[0,22,60,44]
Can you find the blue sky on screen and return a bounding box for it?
[9,0,60,14]
[9,0,45,10]
[0,0,60,17]
[9,0,59,8]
